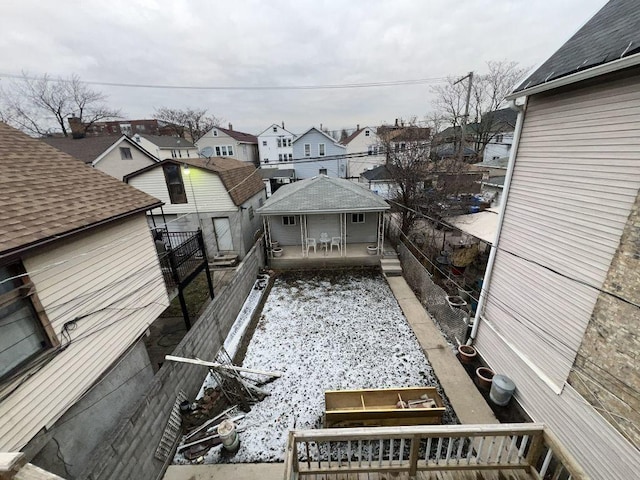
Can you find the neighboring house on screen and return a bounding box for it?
[125,157,266,260]
[341,125,385,179]
[196,124,259,165]
[359,165,398,199]
[482,131,514,162]
[0,122,168,477]
[42,134,159,180]
[291,127,348,179]
[257,175,390,268]
[131,133,198,160]
[473,1,640,477]
[259,167,296,197]
[75,118,175,137]
[377,121,431,160]
[257,123,295,166]
[471,156,509,207]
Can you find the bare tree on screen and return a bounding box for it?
[0,73,120,137]
[154,107,221,142]
[431,60,526,159]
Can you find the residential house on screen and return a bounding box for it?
[257,123,295,166]
[258,175,389,269]
[377,120,431,163]
[291,127,347,179]
[125,157,266,260]
[0,122,168,478]
[131,133,198,160]
[196,124,259,165]
[42,134,159,180]
[473,0,640,477]
[76,118,175,137]
[259,167,296,197]
[341,125,385,179]
[359,165,398,199]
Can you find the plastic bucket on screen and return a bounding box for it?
[490,374,516,406]
[217,420,239,451]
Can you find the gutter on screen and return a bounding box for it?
[506,53,640,100]
[467,98,527,346]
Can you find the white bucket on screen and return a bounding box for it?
[217,419,239,451]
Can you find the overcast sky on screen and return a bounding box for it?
[0,0,605,135]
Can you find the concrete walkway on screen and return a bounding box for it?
[385,276,498,425]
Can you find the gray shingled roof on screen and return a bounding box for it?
[139,134,195,148]
[361,165,394,181]
[514,0,640,93]
[257,175,389,215]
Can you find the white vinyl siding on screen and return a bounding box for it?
[346,212,379,243]
[128,166,236,214]
[476,73,640,478]
[268,215,303,246]
[93,142,158,180]
[0,215,168,450]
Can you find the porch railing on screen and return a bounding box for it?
[155,230,204,291]
[284,423,588,480]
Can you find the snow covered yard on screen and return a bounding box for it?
[203,270,456,463]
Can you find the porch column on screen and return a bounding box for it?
[342,213,346,257]
[300,214,306,257]
[263,216,271,258]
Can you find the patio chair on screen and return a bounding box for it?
[306,237,317,254]
[319,232,330,252]
[330,236,341,254]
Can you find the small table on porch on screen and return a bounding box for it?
[319,236,331,255]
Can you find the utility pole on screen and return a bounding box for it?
[454,71,473,162]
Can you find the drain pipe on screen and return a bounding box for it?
[467,97,527,346]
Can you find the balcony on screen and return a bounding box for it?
[284,423,587,480]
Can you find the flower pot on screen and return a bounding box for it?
[476,367,494,390]
[272,247,283,257]
[270,240,279,249]
[446,295,467,309]
[457,345,477,364]
[367,245,378,255]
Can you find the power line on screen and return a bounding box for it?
[0,72,448,91]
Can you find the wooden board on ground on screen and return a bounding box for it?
[324,386,446,427]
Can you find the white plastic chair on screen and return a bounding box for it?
[319,232,330,252]
[306,237,317,254]
[330,236,341,254]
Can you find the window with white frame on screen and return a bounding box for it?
[367,146,374,156]
[213,130,218,136]
[351,213,365,223]
[248,206,254,220]
[262,140,267,146]
[263,158,269,163]
[215,145,234,156]
[0,263,53,379]
[273,126,278,132]
[288,153,293,161]
[318,143,325,156]
[171,149,182,158]
[282,216,296,226]
[365,130,370,136]
[495,134,504,143]
[304,144,311,157]
[287,138,292,147]
[319,168,327,175]
[278,154,283,161]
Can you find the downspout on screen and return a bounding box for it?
[467,97,527,346]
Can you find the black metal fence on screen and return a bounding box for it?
[154,229,204,291]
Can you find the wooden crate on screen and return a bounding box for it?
[324,386,446,427]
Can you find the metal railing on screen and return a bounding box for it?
[284,423,588,480]
[155,230,204,291]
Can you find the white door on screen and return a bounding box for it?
[213,217,233,252]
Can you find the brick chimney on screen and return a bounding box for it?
[282,121,285,129]
[394,118,399,127]
[68,116,85,139]
[228,123,233,131]
[357,124,360,130]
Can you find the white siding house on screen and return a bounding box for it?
[292,127,348,179]
[341,126,385,179]
[0,122,168,476]
[125,157,266,259]
[132,133,198,161]
[196,124,259,165]
[473,2,640,477]
[257,123,295,167]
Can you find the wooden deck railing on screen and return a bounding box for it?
[284,423,588,480]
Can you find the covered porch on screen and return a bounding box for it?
[257,175,391,269]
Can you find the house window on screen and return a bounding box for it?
[273,126,278,132]
[248,206,254,220]
[120,147,133,160]
[287,138,292,147]
[279,154,283,161]
[215,146,233,156]
[495,134,504,143]
[162,164,188,204]
[262,140,267,146]
[258,197,264,207]
[304,144,311,157]
[319,168,327,175]
[0,263,52,379]
[277,138,282,148]
[171,149,182,158]
[263,158,269,163]
[136,124,145,131]
[213,130,218,136]
[493,156,500,160]
[319,143,326,156]
[351,213,365,223]
[288,153,293,161]
[365,130,370,136]
[228,146,234,156]
[282,216,296,226]
[367,146,374,156]
[187,150,190,158]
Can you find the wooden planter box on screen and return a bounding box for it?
[324,387,446,427]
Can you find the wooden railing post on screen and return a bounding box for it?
[525,430,546,473]
[408,434,421,477]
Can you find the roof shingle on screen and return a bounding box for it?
[213,126,258,144]
[0,123,162,257]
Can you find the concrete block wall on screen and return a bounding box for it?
[568,192,640,449]
[80,238,265,480]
